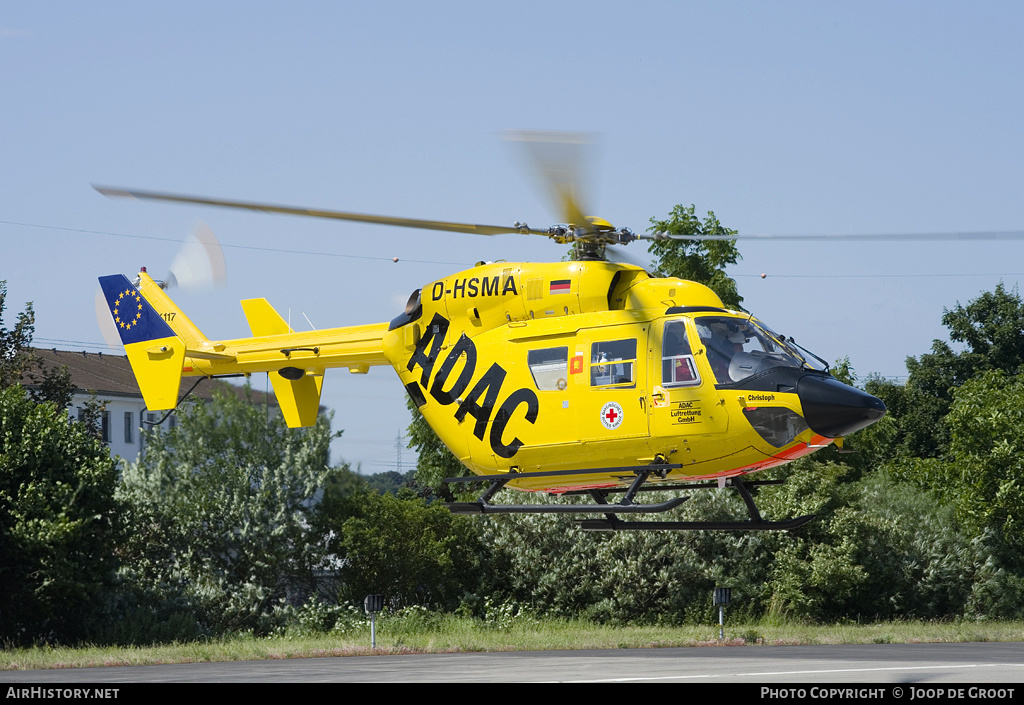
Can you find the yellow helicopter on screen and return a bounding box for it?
[94,143,889,532]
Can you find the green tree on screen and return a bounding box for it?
[871,369,1024,618]
[887,283,1024,459]
[0,282,37,390]
[331,490,482,610]
[766,284,1024,621]
[478,492,762,625]
[118,386,341,634]
[759,460,976,621]
[0,281,74,408]
[931,371,1024,547]
[647,204,744,310]
[0,385,120,645]
[407,397,465,497]
[364,468,417,495]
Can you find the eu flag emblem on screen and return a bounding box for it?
[98,275,175,346]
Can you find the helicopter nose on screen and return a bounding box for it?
[797,374,886,438]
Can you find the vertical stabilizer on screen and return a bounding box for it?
[98,274,186,410]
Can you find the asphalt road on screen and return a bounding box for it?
[2,643,1024,684]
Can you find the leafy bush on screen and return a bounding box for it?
[117,386,340,636]
[0,386,120,645]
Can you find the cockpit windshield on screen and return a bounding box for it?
[694,315,827,385]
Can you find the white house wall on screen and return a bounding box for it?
[69,392,175,464]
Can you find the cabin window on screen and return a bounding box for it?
[528,347,569,391]
[590,339,637,388]
[661,320,700,387]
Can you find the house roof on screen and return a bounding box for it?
[31,348,276,406]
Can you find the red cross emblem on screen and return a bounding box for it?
[600,401,624,430]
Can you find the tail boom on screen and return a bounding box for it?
[99,271,388,427]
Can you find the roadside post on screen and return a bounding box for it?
[364,594,384,648]
[713,587,732,641]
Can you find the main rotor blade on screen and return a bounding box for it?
[647,230,1024,241]
[93,185,550,238]
[504,130,596,230]
[606,244,660,274]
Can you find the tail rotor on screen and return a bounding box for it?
[95,220,226,351]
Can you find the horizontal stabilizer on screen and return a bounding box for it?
[242,297,323,427]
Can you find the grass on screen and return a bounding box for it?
[5,617,1024,671]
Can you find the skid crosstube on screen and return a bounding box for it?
[443,466,815,531]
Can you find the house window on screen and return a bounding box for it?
[77,407,110,442]
[124,411,133,444]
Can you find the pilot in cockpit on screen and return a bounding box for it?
[701,323,748,383]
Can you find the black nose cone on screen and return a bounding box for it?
[798,374,886,438]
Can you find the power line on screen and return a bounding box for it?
[33,336,118,349]
[736,272,1024,279]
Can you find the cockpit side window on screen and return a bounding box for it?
[590,339,636,388]
[662,320,700,387]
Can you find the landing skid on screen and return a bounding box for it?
[443,466,815,532]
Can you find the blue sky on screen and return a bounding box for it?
[3,2,1023,473]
